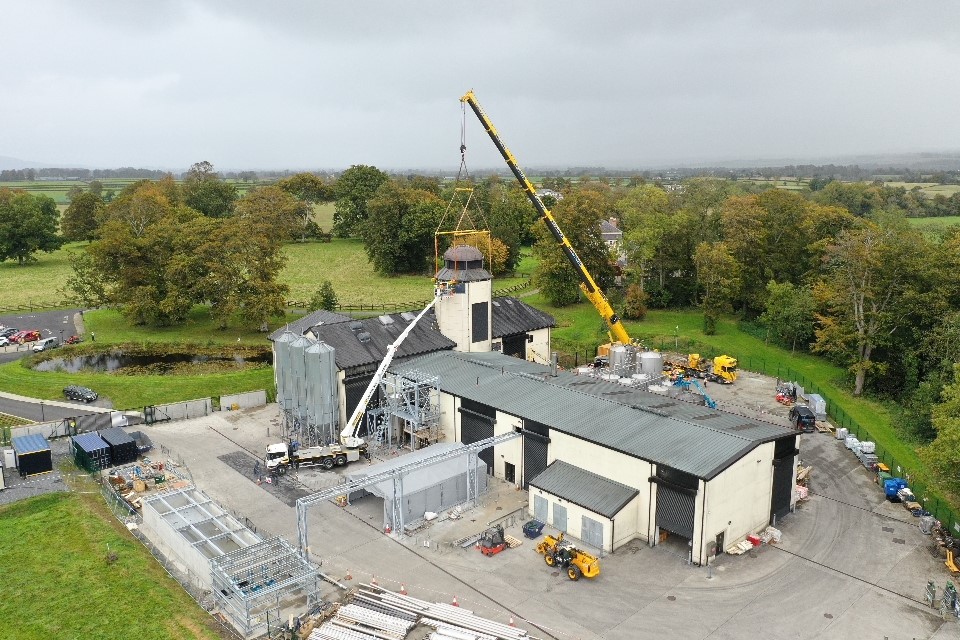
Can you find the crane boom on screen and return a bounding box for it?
[460,90,631,346]
[340,293,441,448]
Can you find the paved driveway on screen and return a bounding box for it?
[143,406,958,640]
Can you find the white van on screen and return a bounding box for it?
[32,337,59,352]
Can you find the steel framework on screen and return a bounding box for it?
[295,431,521,558]
[377,369,441,451]
[210,536,323,638]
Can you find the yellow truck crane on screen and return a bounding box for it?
[460,90,631,347]
[535,532,601,581]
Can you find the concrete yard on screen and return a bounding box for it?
[142,371,959,639]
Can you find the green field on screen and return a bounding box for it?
[0,179,273,205]
[1,237,532,311]
[0,491,224,640]
[884,182,960,198]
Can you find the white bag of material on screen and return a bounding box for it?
[424,511,438,521]
[836,427,848,440]
[859,441,875,454]
[919,516,936,535]
[763,526,782,544]
[845,436,859,450]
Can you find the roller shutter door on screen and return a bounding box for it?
[459,403,494,475]
[656,484,696,539]
[344,374,379,437]
[771,437,798,521]
[522,428,549,489]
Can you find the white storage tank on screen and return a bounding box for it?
[639,351,663,376]
[609,344,636,374]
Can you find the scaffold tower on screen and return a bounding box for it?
[377,369,441,451]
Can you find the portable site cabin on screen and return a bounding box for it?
[11,434,53,477]
[98,428,138,466]
[72,432,112,472]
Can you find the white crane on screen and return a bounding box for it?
[339,291,444,449]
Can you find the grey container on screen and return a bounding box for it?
[639,351,663,375]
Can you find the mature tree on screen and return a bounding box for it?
[88,180,104,197]
[693,241,740,334]
[0,189,64,264]
[759,280,815,352]
[486,181,538,271]
[182,160,237,218]
[234,186,306,242]
[623,283,649,320]
[812,217,925,396]
[276,173,332,240]
[920,365,960,497]
[192,214,289,329]
[361,181,442,275]
[814,181,884,217]
[617,184,671,294]
[61,191,103,241]
[461,234,511,276]
[310,280,339,311]
[532,188,615,307]
[333,164,388,237]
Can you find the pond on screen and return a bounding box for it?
[34,349,273,375]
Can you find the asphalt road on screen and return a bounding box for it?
[0,308,83,365]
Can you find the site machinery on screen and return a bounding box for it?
[266,292,443,474]
[460,90,631,348]
[535,532,601,581]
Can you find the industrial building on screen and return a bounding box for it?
[274,244,799,565]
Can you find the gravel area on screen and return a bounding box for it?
[0,438,72,507]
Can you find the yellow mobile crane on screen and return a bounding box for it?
[460,90,631,347]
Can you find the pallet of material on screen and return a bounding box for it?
[815,421,833,433]
[504,534,523,548]
[726,540,755,555]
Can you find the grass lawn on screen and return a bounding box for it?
[0,241,87,310]
[906,216,960,234]
[0,490,225,640]
[884,182,960,198]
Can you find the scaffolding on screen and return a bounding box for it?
[376,369,441,451]
[210,536,324,639]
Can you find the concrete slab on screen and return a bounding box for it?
[141,399,960,639]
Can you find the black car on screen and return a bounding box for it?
[0,327,17,338]
[63,385,98,403]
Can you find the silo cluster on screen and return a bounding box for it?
[273,331,340,446]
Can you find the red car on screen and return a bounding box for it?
[10,330,41,344]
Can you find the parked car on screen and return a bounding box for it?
[64,335,82,345]
[10,330,41,344]
[0,337,9,347]
[789,405,817,433]
[0,327,17,338]
[63,385,98,403]
[32,337,59,352]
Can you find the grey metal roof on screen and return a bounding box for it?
[12,434,49,454]
[397,351,796,480]
[72,432,109,453]
[435,267,492,282]
[529,461,638,519]
[268,309,352,341]
[309,310,456,371]
[98,427,135,446]
[491,297,555,337]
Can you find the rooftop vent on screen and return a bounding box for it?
[357,332,371,343]
[349,321,363,333]
[400,312,416,321]
[378,315,394,325]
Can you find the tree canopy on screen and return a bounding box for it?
[360,181,442,275]
[333,165,388,237]
[0,189,64,265]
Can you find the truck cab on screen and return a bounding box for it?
[265,443,291,470]
[789,405,816,432]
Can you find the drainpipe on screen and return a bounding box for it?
[699,481,708,566]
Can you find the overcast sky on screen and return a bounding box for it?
[4,2,960,172]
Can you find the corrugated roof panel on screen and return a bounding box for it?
[530,461,638,519]
[399,351,796,480]
[12,434,50,455]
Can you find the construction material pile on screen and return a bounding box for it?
[309,584,535,640]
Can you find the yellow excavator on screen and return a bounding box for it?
[461,90,630,349]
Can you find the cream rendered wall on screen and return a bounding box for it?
[336,370,347,429]
[612,495,641,550]
[527,486,632,552]
[547,430,653,545]
[491,410,523,483]
[438,391,458,443]
[436,280,493,353]
[525,327,552,364]
[696,441,776,564]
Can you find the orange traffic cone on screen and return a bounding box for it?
[509,616,516,627]
[399,583,408,595]
[345,569,352,581]
[452,595,459,607]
